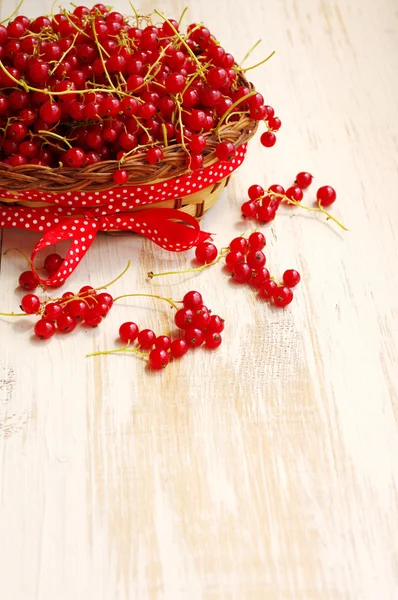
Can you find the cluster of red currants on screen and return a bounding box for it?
[224,231,300,307]
[116,290,224,370]
[0,5,275,174]
[241,172,337,223]
[19,283,113,339]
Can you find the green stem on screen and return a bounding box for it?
[0,0,24,24]
[178,6,188,28]
[148,248,229,279]
[38,130,72,149]
[96,261,131,291]
[154,10,203,72]
[242,51,276,72]
[87,345,149,359]
[240,39,262,66]
[0,311,29,317]
[216,90,258,131]
[113,293,180,311]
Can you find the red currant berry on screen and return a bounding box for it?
[264,105,275,119]
[18,270,39,291]
[44,302,63,321]
[267,116,281,131]
[79,285,96,297]
[39,102,61,124]
[84,307,103,327]
[62,291,75,300]
[44,253,63,274]
[259,279,278,300]
[241,201,257,218]
[248,231,266,251]
[232,262,251,283]
[113,169,128,185]
[208,315,224,333]
[283,269,301,287]
[188,134,206,153]
[225,251,244,270]
[285,186,304,203]
[184,327,205,348]
[257,204,276,222]
[250,266,270,287]
[170,338,188,359]
[165,72,186,94]
[248,184,264,201]
[119,322,139,343]
[215,141,235,161]
[192,307,211,330]
[57,313,77,333]
[66,299,88,320]
[260,131,277,147]
[182,291,203,310]
[246,250,266,269]
[154,335,171,351]
[295,172,313,189]
[146,147,163,165]
[206,67,227,88]
[268,184,285,196]
[274,286,294,308]
[137,328,156,349]
[64,147,86,168]
[317,185,336,207]
[174,308,194,329]
[148,348,170,370]
[20,293,41,314]
[195,242,218,264]
[229,237,249,254]
[96,292,113,308]
[34,318,56,340]
[204,332,222,349]
[186,152,203,170]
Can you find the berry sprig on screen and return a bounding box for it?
[4,247,65,290]
[0,4,277,174]
[241,172,347,230]
[87,290,224,370]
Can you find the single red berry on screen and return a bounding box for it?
[283,269,301,287]
[259,279,278,299]
[246,250,266,269]
[274,286,294,308]
[20,293,41,314]
[250,266,270,287]
[137,329,156,349]
[170,338,188,359]
[174,308,194,330]
[119,322,139,343]
[44,253,63,275]
[84,307,103,327]
[62,291,75,300]
[248,231,266,251]
[257,204,277,222]
[66,299,88,320]
[215,141,236,161]
[44,302,63,321]
[113,169,128,185]
[241,201,257,218]
[186,152,203,170]
[267,116,281,131]
[265,105,275,119]
[39,102,61,124]
[248,184,264,201]
[285,186,304,203]
[18,270,39,291]
[232,262,251,283]
[260,131,277,147]
[57,313,77,333]
[206,67,227,88]
[96,292,113,308]
[295,172,313,189]
[154,335,171,351]
[165,72,186,94]
[268,184,285,196]
[225,251,244,270]
[229,237,249,254]
[208,315,224,333]
[34,318,56,340]
[184,327,205,348]
[192,307,211,330]
[146,147,163,165]
[149,348,170,370]
[204,332,222,349]
[189,134,206,153]
[195,242,218,264]
[64,147,86,168]
[183,291,203,310]
[317,185,336,207]
[79,285,96,298]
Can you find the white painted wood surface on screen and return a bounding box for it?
[1,0,398,598]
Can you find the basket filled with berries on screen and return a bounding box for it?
[0,3,277,287]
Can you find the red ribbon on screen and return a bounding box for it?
[0,145,247,287]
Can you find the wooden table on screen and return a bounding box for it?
[1,0,397,598]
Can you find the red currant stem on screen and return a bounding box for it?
[176,103,188,151]
[62,9,92,42]
[240,39,262,66]
[181,60,212,97]
[49,32,78,76]
[95,260,131,291]
[148,248,229,279]
[161,123,168,148]
[216,91,258,131]
[154,10,203,73]
[113,293,179,311]
[0,0,24,24]
[3,247,31,266]
[87,345,149,360]
[242,50,276,72]
[91,18,114,87]
[144,42,174,83]
[178,6,188,28]
[129,1,140,27]
[38,130,72,149]
[0,311,29,317]
[262,191,347,231]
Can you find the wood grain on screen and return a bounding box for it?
[0,0,398,598]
